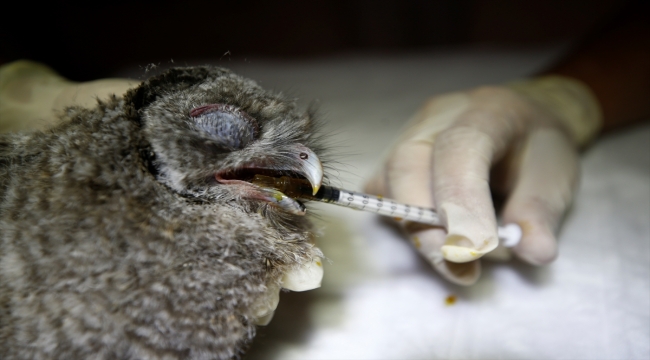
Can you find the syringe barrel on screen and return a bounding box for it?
[330,189,443,227]
[251,174,521,248]
[326,188,521,247]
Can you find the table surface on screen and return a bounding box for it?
[120,47,650,359]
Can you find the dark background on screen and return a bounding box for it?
[0,0,625,81]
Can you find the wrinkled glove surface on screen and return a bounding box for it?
[366,76,602,285]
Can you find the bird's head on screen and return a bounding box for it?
[125,66,325,215]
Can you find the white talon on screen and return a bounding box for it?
[251,282,281,326]
[254,310,276,326]
[281,257,324,292]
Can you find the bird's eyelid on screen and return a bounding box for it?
[190,104,260,149]
[190,104,253,122]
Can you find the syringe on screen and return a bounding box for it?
[252,175,522,247]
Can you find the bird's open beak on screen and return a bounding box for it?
[294,144,323,195]
[214,144,323,215]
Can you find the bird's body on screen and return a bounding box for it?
[0,66,325,359]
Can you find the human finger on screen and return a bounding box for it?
[501,128,579,265]
[407,225,481,285]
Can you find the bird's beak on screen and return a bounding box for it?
[295,144,323,195]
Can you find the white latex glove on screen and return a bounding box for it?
[366,76,602,285]
[0,60,138,133]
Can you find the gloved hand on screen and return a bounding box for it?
[366,76,602,285]
[0,60,138,133]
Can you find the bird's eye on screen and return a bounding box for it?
[189,104,259,149]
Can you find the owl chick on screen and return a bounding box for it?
[0,66,326,359]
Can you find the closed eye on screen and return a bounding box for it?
[190,104,259,149]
